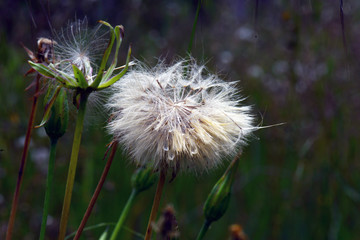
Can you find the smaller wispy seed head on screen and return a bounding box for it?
[53,18,108,84]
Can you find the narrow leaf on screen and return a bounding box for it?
[35,86,62,128]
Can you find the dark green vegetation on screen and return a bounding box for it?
[1,1,360,239]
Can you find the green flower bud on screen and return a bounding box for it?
[131,167,157,193]
[44,88,69,141]
[203,158,240,223]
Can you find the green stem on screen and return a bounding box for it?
[110,189,138,240]
[58,92,89,240]
[39,138,58,240]
[187,0,203,54]
[196,220,211,240]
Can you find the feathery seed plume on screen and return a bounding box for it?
[53,18,108,84]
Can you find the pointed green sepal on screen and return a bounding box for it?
[51,67,78,88]
[97,45,131,90]
[102,25,124,82]
[29,61,77,88]
[72,64,88,88]
[98,20,113,29]
[29,61,66,84]
[91,21,116,88]
[35,85,62,128]
[131,166,157,193]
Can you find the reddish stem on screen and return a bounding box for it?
[144,168,166,240]
[6,74,41,240]
[73,141,118,240]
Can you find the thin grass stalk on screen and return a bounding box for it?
[58,92,89,240]
[109,189,137,240]
[73,141,118,240]
[6,74,41,240]
[187,0,203,54]
[39,138,58,240]
[339,0,347,51]
[144,169,166,240]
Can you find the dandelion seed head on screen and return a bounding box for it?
[107,61,255,173]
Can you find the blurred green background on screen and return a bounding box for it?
[1,0,360,239]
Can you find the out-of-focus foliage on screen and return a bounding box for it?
[1,0,360,239]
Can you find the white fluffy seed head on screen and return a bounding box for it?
[107,61,255,173]
[52,18,108,84]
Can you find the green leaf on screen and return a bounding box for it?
[97,45,132,90]
[72,64,88,88]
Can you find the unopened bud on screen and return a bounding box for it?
[131,167,157,193]
[203,157,240,223]
[44,88,69,141]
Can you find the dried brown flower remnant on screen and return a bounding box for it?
[229,224,248,240]
[153,204,180,240]
[37,38,56,64]
[23,38,56,77]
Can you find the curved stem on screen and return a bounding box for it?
[196,220,211,240]
[58,92,89,240]
[39,138,58,240]
[110,189,138,240]
[73,141,118,240]
[144,169,166,240]
[6,74,40,240]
